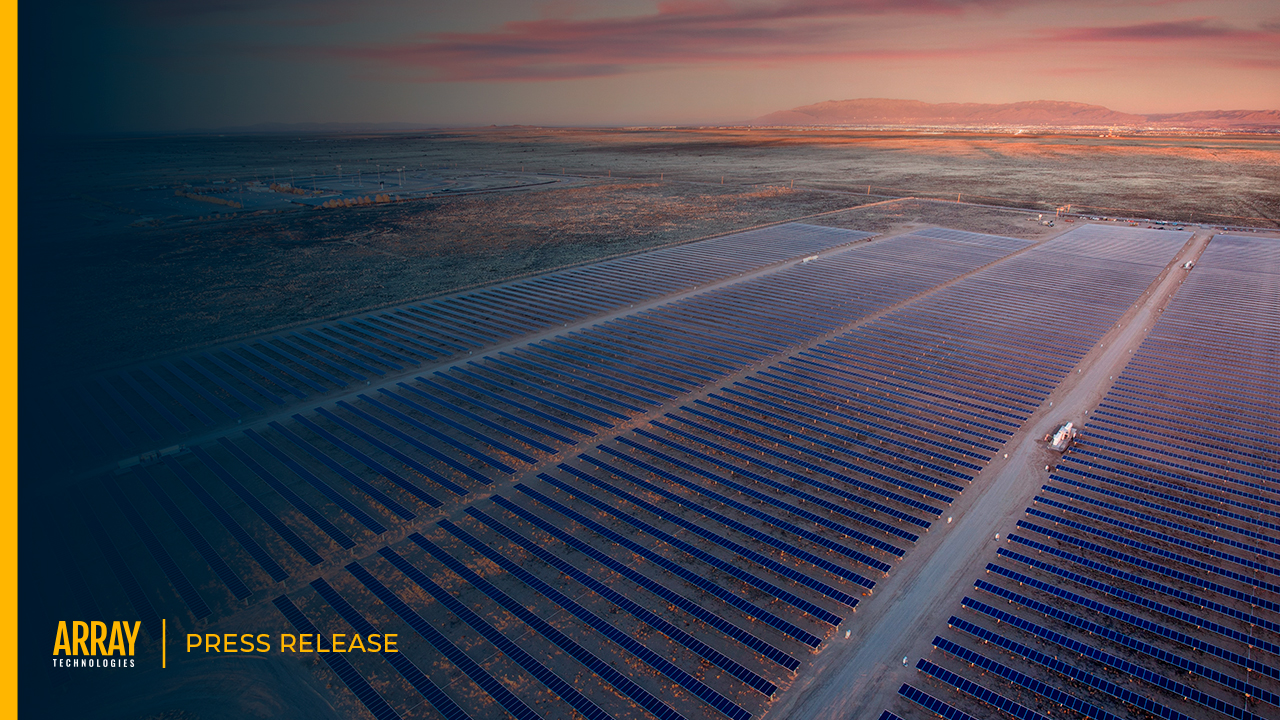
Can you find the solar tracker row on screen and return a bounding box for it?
[409,534,694,720]
[308,578,473,720]
[433,523,751,718]
[341,561,542,720]
[271,594,403,720]
[886,231,1279,720]
[457,508,780,695]
[542,467,860,614]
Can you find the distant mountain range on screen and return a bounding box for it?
[751,99,1280,130]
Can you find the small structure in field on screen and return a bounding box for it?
[1048,422,1078,451]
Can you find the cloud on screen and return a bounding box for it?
[299,0,1028,81]
[1047,17,1252,42]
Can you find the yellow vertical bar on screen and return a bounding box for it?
[163,619,167,668]
[0,0,15,712]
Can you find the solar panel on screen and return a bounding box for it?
[398,379,558,453]
[339,398,495,485]
[75,497,163,638]
[458,509,779,693]
[236,340,327,392]
[1038,485,1280,564]
[119,371,188,432]
[992,551,1278,653]
[930,636,1121,720]
[222,347,306,399]
[344,562,540,720]
[313,406,466,498]
[461,362,621,425]
[257,340,345,388]
[96,376,161,440]
[1024,508,1280,593]
[201,351,284,405]
[272,333,370,381]
[101,474,211,618]
[688,400,969,491]
[409,535,693,720]
[516,482,825,646]
[432,524,757,715]
[309,579,471,720]
[634,426,921,541]
[588,448,890,575]
[376,547,615,720]
[163,360,243,418]
[897,683,980,720]
[268,420,414,520]
[291,413,442,508]
[386,383,538,463]
[959,598,1266,720]
[132,466,251,599]
[651,419,934,527]
[289,330,386,375]
[548,465,861,611]
[916,659,1050,720]
[1049,470,1280,541]
[415,376,576,446]
[1009,529,1280,617]
[973,579,1279,693]
[484,495,800,671]
[271,595,402,720]
[189,445,324,565]
[949,614,1200,720]
[141,366,215,425]
[436,370,598,437]
[243,428,386,535]
[336,320,433,360]
[606,439,905,558]
[527,343,675,400]
[304,327,405,370]
[485,355,645,414]
[319,324,414,367]
[160,455,288,582]
[182,356,267,410]
[216,436,356,550]
[370,389,521,470]
[350,318,441,360]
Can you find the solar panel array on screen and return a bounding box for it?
[60,225,1034,621]
[55,223,875,461]
[259,225,1184,718]
[883,232,1280,720]
[42,220,1216,720]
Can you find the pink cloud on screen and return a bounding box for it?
[1046,17,1260,42]
[303,0,1029,81]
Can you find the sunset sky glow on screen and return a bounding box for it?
[24,0,1280,132]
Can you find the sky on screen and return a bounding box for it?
[21,0,1280,133]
